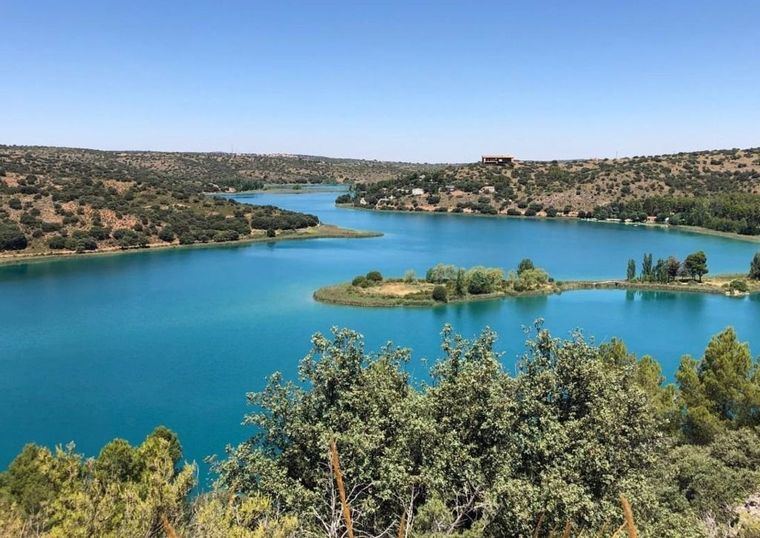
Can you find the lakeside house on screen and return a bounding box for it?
[481,154,514,165]
[411,187,425,196]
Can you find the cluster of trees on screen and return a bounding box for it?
[351,270,384,288]
[3,324,760,536]
[603,194,760,236]
[627,251,709,283]
[424,260,551,297]
[425,263,504,296]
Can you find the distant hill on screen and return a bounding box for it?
[348,147,760,235]
[0,145,438,191]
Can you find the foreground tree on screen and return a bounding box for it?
[676,327,760,443]
[627,258,636,281]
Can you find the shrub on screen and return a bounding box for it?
[432,285,448,302]
[48,236,67,249]
[0,222,28,251]
[158,227,175,242]
[266,228,276,238]
[366,271,383,283]
[351,276,367,287]
[8,198,22,210]
[729,279,749,293]
[465,266,504,294]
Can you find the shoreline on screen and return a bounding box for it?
[0,224,381,267]
[314,276,760,308]
[338,204,760,244]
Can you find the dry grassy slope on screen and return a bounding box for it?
[357,147,760,214]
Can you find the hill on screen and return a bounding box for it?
[0,145,364,258]
[347,147,760,234]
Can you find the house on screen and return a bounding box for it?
[444,185,456,193]
[480,185,496,194]
[411,188,425,196]
[481,155,514,165]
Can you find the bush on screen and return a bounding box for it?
[351,276,367,287]
[48,236,67,249]
[431,285,448,302]
[0,222,28,251]
[8,198,22,210]
[335,194,352,204]
[266,228,276,238]
[158,227,175,242]
[729,279,749,293]
[366,271,383,283]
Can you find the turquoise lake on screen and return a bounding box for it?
[1,189,759,483]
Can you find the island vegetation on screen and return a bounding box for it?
[0,146,382,261]
[315,253,760,307]
[2,324,760,536]
[314,260,556,307]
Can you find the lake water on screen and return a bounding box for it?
[1,189,759,483]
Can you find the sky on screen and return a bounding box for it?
[1,1,759,162]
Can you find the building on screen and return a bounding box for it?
[411,188,425,196]
[480,185,496,194]
[481,155,514,165]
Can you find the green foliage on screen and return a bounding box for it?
[351,275,367,287]
[512,267,549,292]
[366,270,383,282]
[729,279,749,293]
[3,325,760,535]
[684,251,708,281]
[750,252,760,280]
[0,427,196,537]
[0,220,27,250]
[465,266,503,294]
[517,258,534,274]
[431,285,447,302]
[426,263,458,283]
[676,327,760,443]
[627,258,636,281]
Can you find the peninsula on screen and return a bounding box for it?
[314,257,760,307]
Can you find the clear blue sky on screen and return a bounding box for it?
[2,1,758,162]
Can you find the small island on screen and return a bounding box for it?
[314,253,760,307]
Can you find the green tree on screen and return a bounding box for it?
[454,268,466,296]
[642,253,653,280]
[626,258,636,281]
[366,270,383,282]
[750,252,760,280]
[684,251,708,281]
[676,327,760,443]
[517,258,534,275]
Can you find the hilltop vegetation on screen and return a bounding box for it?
[0,146,338,257]
[347,147,760,235]
[2,324,760,536]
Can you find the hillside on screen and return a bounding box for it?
[347,147,760,234]
[0,146,343,258]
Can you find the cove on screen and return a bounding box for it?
[1,189,759,483]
